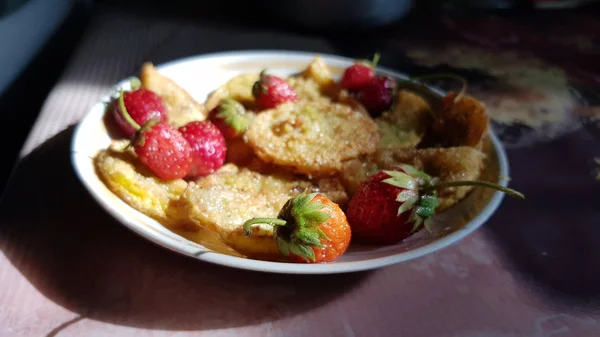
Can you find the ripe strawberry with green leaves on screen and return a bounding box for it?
[208,98,250,139]
[178,121,227,179]
[252,70,298,109]
[340,53,380,91]
[112,81,168,137]
[132,118,193,180]
[346,165,524,245]
[244,192,351,263]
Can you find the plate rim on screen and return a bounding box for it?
[71,50,509,274]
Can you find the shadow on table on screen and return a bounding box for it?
[0,126,372,334]
[482,131,600,311]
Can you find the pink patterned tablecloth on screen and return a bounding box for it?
[1,8,599,337]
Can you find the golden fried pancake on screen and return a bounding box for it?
[94,141,188,227]
[339,156,380,197]
[425,92,489,148]
[170,164,347,258]
[335,89,369,116]
[245,101,379,176]
[341,146,486,210]
[376,90,432,149]
[140,63,207,127]
[205,73,260,111]
[206,57,341,112]
[224,138,257,167]
[287,56,339,104]
[287,76,331,104]
[302,55,335,87]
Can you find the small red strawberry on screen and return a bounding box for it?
[356,75,396,117]
[244,192,351,263]
[208,98,250,139]
[252,70,298,109]
[178,121,227,179]
[113,87,168,137]
[340,53,380,91]
[133,118,193,180]
[346,165,524,245]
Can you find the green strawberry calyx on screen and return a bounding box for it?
[382,165,439,233]
[217,98,250,133]
[252,69,271,97]
[383,164,525,233]
[243,192,331,262]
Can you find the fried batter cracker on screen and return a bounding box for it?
[94,141,189,227]
[287,56,339,104]
[205,73,260,111]
[140,63,207,127]
[245,101,379,176]
[341,146,486,210]
[287,76,331,104]
[425,92,489,148]
[170,164,348,259]
[376,90,432,149]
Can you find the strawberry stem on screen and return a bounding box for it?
[371,52,381,68]
[243,218,287,236]
[252,70,269,97]
[421,180,525,199]
[409,73,468,104]
[118,90,141,131]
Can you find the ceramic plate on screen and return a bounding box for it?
[71,51,509,274]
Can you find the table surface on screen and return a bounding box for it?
[1,7,600,337]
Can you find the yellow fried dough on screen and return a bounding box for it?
[426,92,489,148]
[225,138,257,167]
[206,57,343,112]
[340,146,486,210]
[376,90,432,149]
[140,63,207,127]
[94,141,188,227]
[170,164,347,258]
[205,73,260,111]
[302,55,335,87]
[339,156,380,197]
[287,76,331,103]
[287,56,342,104]
[315,176,350,210]
[335,89,369,116]
[245,101,379,176]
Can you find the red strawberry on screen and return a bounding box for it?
[178,121,227,179]
[356,75,396,117]
[340,53,380,91]
[346,165,524,245]
[113,88,168,137]
[244,192,351,263]
[208,98,250,139]
[252,70,298,109]
[133,118,192,180]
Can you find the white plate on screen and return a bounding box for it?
[71,50,510,274]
